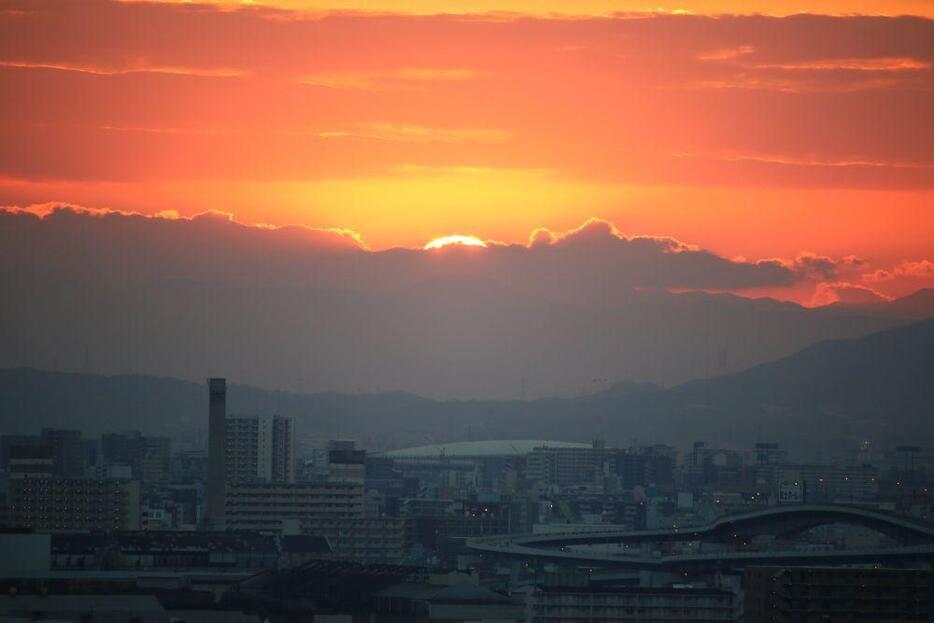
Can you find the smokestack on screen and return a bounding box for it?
[206,377,226,529]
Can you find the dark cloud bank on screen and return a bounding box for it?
[0,206,924,399]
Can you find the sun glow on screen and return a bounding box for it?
[424,234,487,250]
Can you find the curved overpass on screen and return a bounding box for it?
[467,505,934,570]
[469,541,934,572]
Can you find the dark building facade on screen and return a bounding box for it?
[39,428,84,478]
[206,377,227,528]
[744,566,934,622]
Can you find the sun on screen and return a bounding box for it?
[423,234,487,250]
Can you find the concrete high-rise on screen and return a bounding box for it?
[206,378,227,528]
[225,414,295,484]
[271,415,295,483]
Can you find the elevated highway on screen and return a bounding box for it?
[467,505,934,571]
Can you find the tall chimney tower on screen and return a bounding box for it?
[206,378,227,529]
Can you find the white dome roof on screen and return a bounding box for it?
[381,439,590,459]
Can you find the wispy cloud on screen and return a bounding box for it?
[750,57,931,72]
[696,45,755,61]
[0,60,247,77]
[318,123,511,144]
[863,259,934,282]
[299,67,483,90]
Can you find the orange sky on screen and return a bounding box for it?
[123,0,934,17]
[1,0,933,304]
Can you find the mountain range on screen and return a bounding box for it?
[2,317,932,456]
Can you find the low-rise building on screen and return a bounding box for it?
[302,516,405,564]
[775,464,879,502]
[224,481,365,531]
[528,576,734,623]
[9,477,141,531]
[744,566,934,623]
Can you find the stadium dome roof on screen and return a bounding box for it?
[380,439,590,459]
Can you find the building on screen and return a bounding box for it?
[0,434,39,469]
[51,530,290,571]
[7,444,54,479]
[206,377,227,528]
[99,431,170,483]
[141,436,171,483]
[0,595,167,623]
[226,415,271,483]
[225,414,295,484]
[328,439,366,483]
[9,477,141,531]
[376,580,524,622]
[528,577,734,622]
[775,463,879,502]
[271,414,295,483]
[39,428,85,478]
[100,430,144,472]
[224,481,365,531]
[303,516,406,564]
[744,566,934,622]
[527,440,613,488]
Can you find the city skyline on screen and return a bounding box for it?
[1,2,933,620]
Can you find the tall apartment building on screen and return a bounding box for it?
[226,416,271,483]
[271,415,295,483]
[527,441,613,488]
[9,478,141,531]
[224,481,365,531]
[225,414,295,484]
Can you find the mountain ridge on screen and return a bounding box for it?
[1,319,932,456]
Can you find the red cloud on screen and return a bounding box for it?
[863,259,934,282]
[812,281,893,306]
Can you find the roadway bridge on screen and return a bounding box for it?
[466,505,934,571]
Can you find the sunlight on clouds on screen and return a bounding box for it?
[292,166,633,248]
[317,123,512,145]
[299,68,483,90]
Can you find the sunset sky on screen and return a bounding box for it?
[2,0,933,306]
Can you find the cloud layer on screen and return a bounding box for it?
[4,204,918,398]
[0,207,796,298]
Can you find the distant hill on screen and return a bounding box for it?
[819,288,934,320]
[1,272,914,400]
[1,319,932,455]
